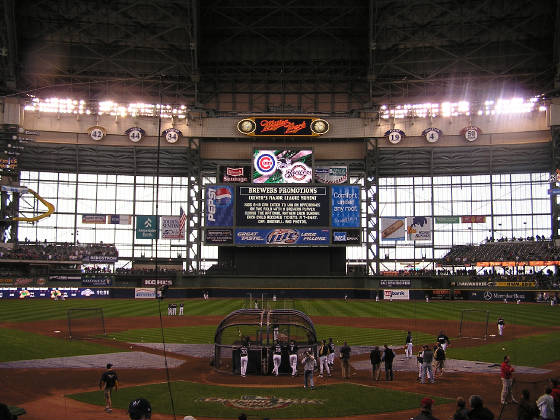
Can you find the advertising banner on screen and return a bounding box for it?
[205,185,234,227]
[0,287,110,299]
[380,279,411,287]
[435,216,460,224]
[235,228,330,245]
[49,275,82,281]
[469,290,533,302]
[331,229,361,245]
[136,215,159,239]
[494,281,536,288]
[82,214,106,224]
[380,217,405,241]
[383,289,410,300]
[236,185,328,227]
[461,216,486,223]
[205,229,234,245]
[81,276,113,286]
[218,165,252,183]
[314,166,348,184]
[134,287,156,299]
[108,214,132,225]
[252,150,313,183]
[143,279,173,286]
[406,216,432,241]
[82,255,118,263]
[331,185,360,228]
[161,216,183,239]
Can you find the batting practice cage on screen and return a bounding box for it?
[213,309,317,375]
[458,308,489,340]
[67,308,106,340]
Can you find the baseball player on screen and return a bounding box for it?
[327,337,336,367]
[272,339,282,376]
[301,349,317,389]
[434,342,446,377]
[437,331,450,351]
[405,331,413,358]
[99,363,119,413]
[497,317,505,336]
[240,340,249,377]
[288,340,299,376]
[318,339,331,377]
[167,303,172,315]
[128,398,151,420]
[179,303,184,316]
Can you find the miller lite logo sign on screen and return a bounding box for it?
[237,117,329,136]
[162,128,182,144]
[384,129,405,144]
[88,126,106,141]
[125,127,145,143]
[461,126,481,142]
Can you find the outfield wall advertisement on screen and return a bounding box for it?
[383,289,410,300]
[0,287,111,299]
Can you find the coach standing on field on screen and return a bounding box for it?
[500,355,517,405]
[339,341,352,379]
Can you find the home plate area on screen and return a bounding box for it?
[350,353,550,375]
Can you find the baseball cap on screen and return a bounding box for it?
[421,397,434,407]
[106,363,113,369]
[128,398,152,419]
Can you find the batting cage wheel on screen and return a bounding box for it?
[458,308,489,340]
[67,308,106,340]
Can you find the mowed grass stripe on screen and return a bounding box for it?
[107,325,436,347]
[0,328,127,362]
[446,332,560,367]
[1,299,559,326]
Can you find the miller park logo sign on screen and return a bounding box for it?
[199,395,325,410]
[237,117,329,136]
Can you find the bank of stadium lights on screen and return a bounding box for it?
[380,97,545,119]
[23,97,188,119]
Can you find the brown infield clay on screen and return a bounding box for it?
[2,315,559,420]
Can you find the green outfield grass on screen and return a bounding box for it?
[68,381,452,418]
[106,324,437,346]
[0,328,127,362]
[446,332,560,367]
[0,298,558,326]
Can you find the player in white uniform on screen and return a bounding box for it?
[288,340,299,376]
[405,331,413,358]
[497,317,505,336]
[318,339,331,377]
[240,342,249,377]
[272,340,282,376]
[179,303,184,316]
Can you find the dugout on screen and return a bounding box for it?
[213,308,317,375]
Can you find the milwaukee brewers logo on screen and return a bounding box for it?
[199,395,325,410]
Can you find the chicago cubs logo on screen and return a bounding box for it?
[266,229,300,244]
[254,151,277,175]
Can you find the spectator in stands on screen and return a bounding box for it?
[0,402,16,420]
[550,379,560,420]
[128,398,151,420]
[453,397,469,420]
[517,389,539,420]
[412,397,438,420]
[467,395,494,420]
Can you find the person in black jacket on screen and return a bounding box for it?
[434,343,446,378]
[517,389,539,420]
[382,344,395,381]
[369,346,382,381]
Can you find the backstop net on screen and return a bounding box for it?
[67,308,106,340]
[458,309,489,340]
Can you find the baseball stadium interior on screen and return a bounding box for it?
[1,1,560,420]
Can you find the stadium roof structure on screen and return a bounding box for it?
[1,1,559,112]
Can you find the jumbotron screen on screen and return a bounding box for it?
[204,184,361,246]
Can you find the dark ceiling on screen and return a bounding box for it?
[1,0,558,113]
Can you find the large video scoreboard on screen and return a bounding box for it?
[204,184,361,246]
